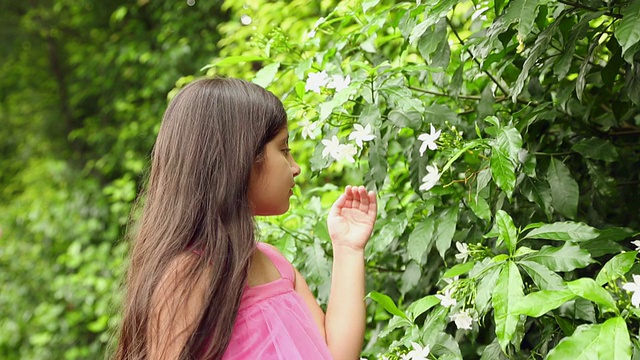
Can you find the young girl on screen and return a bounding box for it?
[114,78,377,360]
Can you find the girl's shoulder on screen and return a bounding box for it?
[256,242,295,283]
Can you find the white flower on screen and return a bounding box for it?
[417,124,442,156]
[322,137,357,163]
[327,74,351,92]
[336,143,357,163]
[450,309,474,330]
[313,17,326,28]
[443,275,459,285]
[307,29,317,38]
[419,164,440,191]
[299,119,318,140]
[435,287,457,308]
[623,274,640,307]
[305,71,329,93]
[631,240,640,251]
[348,123,375,148]
[403,342,430,360]
[455,241,469,262]
[322,135,341,159]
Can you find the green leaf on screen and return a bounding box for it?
[523,242,593,272]
[572,137,619,162]
[596,251,637,286]
[490,147,516,196]
[615,0,640,63]
[431,332,463,359]
[407,218,436,264]
[468,193,492,221]
[523,221,599,241]
[547,317,631,359]
[407,295,440,322]
[373,218,408,254]
[593,227,638,242]
[547,158,579,219]
[421,306,450,346]
[409,0,458,45]
[512,289,575,317]
[496,210,518,255]
[566,278,617,312]
[400,261,422,295]
[362,0,381,13]
[379,315,413,338]
[503,0,540,40]
[442,261,476,279]
[388,110,422,129]
[520,177,552,220]
[580,239,624,257]
[493,261,524,351]
[252,62,280,88]
[435,207,459,259]
[475,263,502,316]
[511,16,554,101]
[519,260,566,291]
[495,126,523,162]
[368,291,409,320]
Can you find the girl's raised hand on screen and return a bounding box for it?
[327,185,377,251]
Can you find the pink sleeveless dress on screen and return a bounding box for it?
[222,242,333,359]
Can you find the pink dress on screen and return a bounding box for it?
[222,242,333,360]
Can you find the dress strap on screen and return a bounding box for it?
[256,242,295,284]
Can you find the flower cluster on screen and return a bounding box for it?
[321,136,357,163]
[305,71,351,94]
[321,124,375,163]
[402,342,430,360]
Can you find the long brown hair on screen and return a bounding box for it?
[114,78,287,359]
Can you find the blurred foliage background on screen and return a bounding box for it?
[1,0,640,359]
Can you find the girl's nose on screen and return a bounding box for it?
[292,159,301,177]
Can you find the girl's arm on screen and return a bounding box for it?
[325,185,377,359]
[147,254,207,359]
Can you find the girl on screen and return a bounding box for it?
[114,78,377,360]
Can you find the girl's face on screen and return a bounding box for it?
[248,128,301,216]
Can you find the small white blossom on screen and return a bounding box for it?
[417,124,442,156]
[336,143,357,163]
[321,135,341,159]
[307,29,317,38]
[631,240,640,251]
[623,274,640,307]
[443,275,459,285]
[327,74,351,92]
[455,241,469,263]
[305,71,329,94]
[402,342,430,360]
[313,17,326,28]
[419,164,440,191]
[299,119,318,140]
[450,309,474,330]
[435,287,457,308]
[348,123,375,148]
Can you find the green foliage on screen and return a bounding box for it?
[0,0,229,358]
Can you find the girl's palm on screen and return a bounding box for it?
[327,186,377,251]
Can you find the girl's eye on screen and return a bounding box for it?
[282,147,291,155]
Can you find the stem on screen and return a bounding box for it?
[446,17,511,98]
[557,0,623,19]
